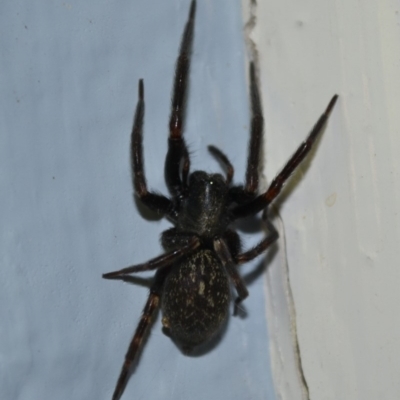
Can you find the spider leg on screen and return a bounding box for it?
[244,62,264,194]
[102,274,153,288]
[131,80,175,216]
[236,210,279,264]
[165,0,196,197]
[208,145,234,184]
[181,145,191,188]
[102,236,200,279]
[226,63,262,203]
[232,94,338,219]
[109,267,170,400]
[213,237,248,315]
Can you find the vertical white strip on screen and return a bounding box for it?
[244,0,400,399]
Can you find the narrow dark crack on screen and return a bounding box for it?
[243,0,259,63]
[275,208,310,400]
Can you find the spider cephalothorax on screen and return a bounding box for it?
[103,1,338,399]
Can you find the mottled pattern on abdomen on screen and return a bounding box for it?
[161,249,230,349]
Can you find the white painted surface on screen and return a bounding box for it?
[0,1,277,400]
[246,0,400,399]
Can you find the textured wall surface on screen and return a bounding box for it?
[248,0,400,399]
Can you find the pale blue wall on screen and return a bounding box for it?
[0,1,276,399]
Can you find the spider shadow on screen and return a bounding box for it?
[231,210,279,308]
[234,239,279,320]
[234,213,262,234]
[243,241,278,287]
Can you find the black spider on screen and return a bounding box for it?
[102,1,338,399]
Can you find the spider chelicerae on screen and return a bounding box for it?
[103,1,338,399]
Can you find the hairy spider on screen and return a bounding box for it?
[103,1,338,399]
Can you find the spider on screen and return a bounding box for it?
[102,1,338,399]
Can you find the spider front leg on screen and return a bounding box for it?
[131,80,174,216]
[225,63,263,204]
[108,267,170,400]
[165,0,196,197]
[245,62,264,195]
[232,94,339,219]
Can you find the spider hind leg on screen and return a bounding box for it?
[109,267,170,400]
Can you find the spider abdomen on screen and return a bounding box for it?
[161,249,230,350]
